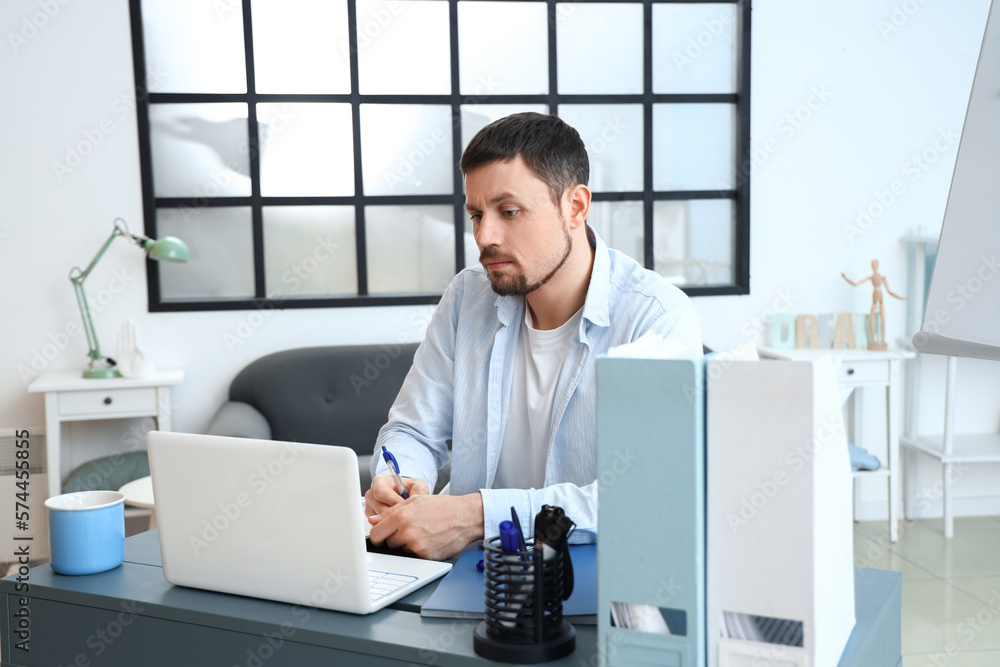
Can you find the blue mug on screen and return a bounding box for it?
[45,491,125,575]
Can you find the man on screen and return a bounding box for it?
[365,112,702,560]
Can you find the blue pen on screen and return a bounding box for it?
[499,521,519,553]
[381,446,409,500]
[511,507,527,557]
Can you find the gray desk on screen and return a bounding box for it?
[1,532,900,666]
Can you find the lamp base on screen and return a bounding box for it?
[83,367,122,379]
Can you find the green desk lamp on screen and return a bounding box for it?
[69,217,188,379]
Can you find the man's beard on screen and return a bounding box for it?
[480,224,573,297]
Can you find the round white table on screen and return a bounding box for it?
[118,476,156,529]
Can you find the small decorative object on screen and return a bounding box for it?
[69,218,187,378]
[115,319,155,379]
[841,260,906,351]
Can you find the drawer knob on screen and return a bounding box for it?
[103,396,113,405]
[846,368,855,375]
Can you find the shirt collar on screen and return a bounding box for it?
[493,225,611,329]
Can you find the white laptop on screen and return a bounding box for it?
[147,431,452,614]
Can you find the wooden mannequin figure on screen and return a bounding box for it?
[841,259,906,351]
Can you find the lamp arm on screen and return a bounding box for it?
[68,219,140,367]
[71,277,101,362]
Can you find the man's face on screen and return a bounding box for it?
[464,156,572,297]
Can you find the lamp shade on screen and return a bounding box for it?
[146,236,189,262]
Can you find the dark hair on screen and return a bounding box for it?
[460,112,589,206]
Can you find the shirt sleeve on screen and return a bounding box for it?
[479,481,598,546]
[371,279,461,490]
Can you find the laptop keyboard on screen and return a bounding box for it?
[369,570,418,602]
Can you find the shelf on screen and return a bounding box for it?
[852,468,890,479]
[901,433,1000,463]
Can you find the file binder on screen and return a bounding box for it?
[707,358,855,667]
[596,355,706,667]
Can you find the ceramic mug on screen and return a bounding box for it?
[45,491,125,575]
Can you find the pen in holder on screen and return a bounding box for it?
[473,535,575,663]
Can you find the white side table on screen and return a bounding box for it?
[758,347,914,543]
[27,369,184,499]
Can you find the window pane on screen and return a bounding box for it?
[251,0,351,94]
[264,206,357,297]
[460,104,550,153]
[157,207,256,299]
[366,205,455,294]
[653,199,733,285]
[557,3,643,95]
[588,201,645,266]
[458,2,548,95]
[653,3,738,94]
[141,0,247,93]
[356,1,451,95]
[558,105,643,193]
[653,104,735,190]
[257,103,355,197]
[149,103,251,198]
[360,105,453,196]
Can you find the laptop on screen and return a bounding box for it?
[147,431,452,614]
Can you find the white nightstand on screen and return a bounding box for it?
[758,347,914,543]
[27,369,184,499]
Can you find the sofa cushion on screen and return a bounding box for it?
[228,344,419,457]
[63,451,150,494]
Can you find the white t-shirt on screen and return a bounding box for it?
[493,304,585,491]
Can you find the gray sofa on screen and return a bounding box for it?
[205,343,449,492]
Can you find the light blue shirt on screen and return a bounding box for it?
[372,231,702,544]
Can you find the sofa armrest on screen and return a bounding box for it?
[206,401,272,440]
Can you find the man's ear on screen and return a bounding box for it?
[564,184,591,230]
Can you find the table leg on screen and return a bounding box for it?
[943,462,954,539]
[852,386,863,523]
[888,360,900,543]
[155,386,172,432]
[44,393,60,499]
[903,447,915,521]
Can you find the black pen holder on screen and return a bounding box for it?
[473,536,575,663]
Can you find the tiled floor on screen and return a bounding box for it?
[854,516,1000,667]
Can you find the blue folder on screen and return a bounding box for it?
[419,544,597,623]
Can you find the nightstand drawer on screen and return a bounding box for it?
[837,361,888,384]
[59,388,157,417]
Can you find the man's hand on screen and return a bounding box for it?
[365,474,429,518]
[367,492,484,561]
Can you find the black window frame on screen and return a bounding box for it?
[128,0,752,312]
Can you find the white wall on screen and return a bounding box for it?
[1,0,995,516]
